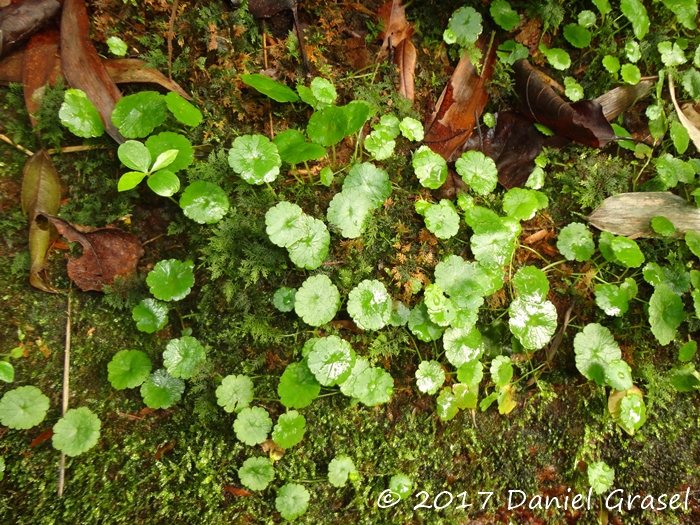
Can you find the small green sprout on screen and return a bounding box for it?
[107,350,152,389]
[294,275,339,326]
[164,92,203,127]
[132,298,168,333]
[423,200,460,239]
[588,462,615,495]
[140,369,185,409]
[594,278,637,316]
[443,326,482,368]
[234,406,272,446]
[564,77,584,102]
[415,360,445,395]
[388,474,413,500]
[650,216,676,236]
[273,129,326,167]
[238,457,275,491]
[497,40,529,65]
[618,391,647,433]
[328,456,358,487]
[146,259,195,301]
[502,188,548,221]
[436,387,460,421]
[228,134,282,185]
[146,132,194,172]
[112,91,168,138]
[578,10,596,27]
[539,45,571,70]
[563,23,591,49]
[0,362,13,383]
[621,63,641,85]
[490,356,513,387]
[106,36,128,56]
[658,41,686,67]
[216,374,254,413]
[407,302,444,342]
[604,359,633,391]
[297,77,337,110]
[0,386,50,429]
[679,341,697,362]
[512,266,549,302]
[573,323,622,385]
[273,287,296,312]
[272,410,306,449]
[399,117,424,141]
[275,483,310,520]
[117,140,180,196]
[52,407,101,457]
[625,40,641,62]
[602,55,620,76]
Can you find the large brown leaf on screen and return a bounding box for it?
[21,149,61,292]
[38,214,144,292]
[23,28,61,128]
[61,0,125,143]
[0,0,60,58]
[0,49,23,83]
[394,34,415,102]
[423,37,496,161]
[377,0,411,50]
[513,58,616,148]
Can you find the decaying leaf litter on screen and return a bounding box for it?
[0,1,698,523]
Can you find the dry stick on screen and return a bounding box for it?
[48,145,107,155]
[263,31,275,140]
[57,291,72,497]
[167,0,180,81]
[0,133,34,156]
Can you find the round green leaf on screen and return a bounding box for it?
[543,47,571,70]
[52,407,101,457]
[649,283,685,345]
[180,181,229,224]
[445,6,483,47]
[509,297,558,350]
[471,219,520,268]
[347,279,392,331]
[216,374,254,413]
[294,274,340,326]
[389,473,413,500]
[234,406,273,446]
[415,360,445,395]
[686,230,700,257]
[364,130,395,160]
[389,300,411,327]
[513,266,549,302]
[503,188,548,221]
[107,350,152,389]
[326,190,373,238]
[670,363,700,392]
[307,335,356,386]
[679,341,697,362]
[338,357,370,398]
[276,483,310,520]
[354,367,393,406]
[111,91,168,138]
[343,162,392,208]
[408,302,444,342]
[273,129,306,161]
[436,387,460,421]
[563,24,591,48]
[619,392,646,432]
[588,461,614,495]
[651,216,676,237]
[238,456,275,491]
[106,36,127,56]
[453,383,478,410]
[412,146,447,189]
[444,326,483,368]
[424,200,460,239]
[578,10,596,27]
[286,216,330,270]
[140,369,185,409]
[320,166,334,186]
[490,356,513,387]
[604,359,633,391]
[145,132,194,172]
[424,284,456,327]
[165,92,202,127]
[59,89,105,138]
[0,362,14,383]
[163,336,206,379]
[455,151,498,196]
[118,140,151,173]
[602,55,621,75]
[273,287,296,312]
[147,170,180,197]
[457,359,484,387]
[610,236,644,267]
[342,100,374,136]
[266,201,305,248]
[573,323,621,385]
[399,117,424,141]
[594,284,632,317]
[621,63,641,85]
[557,222,595,262]
[278,361,321,409]
[132,298,168,333]
[241,73,299,103]
[307,106,348,147]
[228,134,281,184]
[490,0,520,31]
[0,386,49,429]
[328,456,358,487]
[146,259,195,301]
[272,410,306,449]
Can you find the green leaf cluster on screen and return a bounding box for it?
[266,202,330,269]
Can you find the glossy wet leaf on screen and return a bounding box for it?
[669,363,700,392]
[399,117,424,141]
[342,162,392,208]
[415,360,445,395]
[307,335,356,387]
[294,275,339,326]
[147,170,180,197]
[513,266,549,302]
[573,324,621,385]
[326,191,373,238]
[146,259,195,301]
[594,280,636,317]
[52,407,101,457]
[278,361,320,409]
[408,302,444,342]
[412,146,447,189]
[272,410,306,449]
[0,386,49,429]
[649,284,684,345]
[686,230,700,257]
[434,255,494,304]
[111,91,168,138]
[163,336,206,379]
[564,77,584,102]
[338,358,371,398]
[342,100,374,136]
[106,36,127,56]
[389,301,411,327]
[503,188,547,221]
[179,181,229,224]
[118,140,151,173]
[658,42,686,68]
[273,287,296,312]
[604,359,633,391]
[364,130,395,160]
[602,56,620,75]
[651,216,675,236]
[619,392,646,432]
[266,201,304,248]
[490,356,513,387]
[542,47,571,70]
[146,132,194,172]
[563,24,591,48]
[216,374,254,413]
[424,284,457,327]
[436,387,459,421]
[424,200,460,239]
[354,367,393,406]
[455,151,498,196]
[140,369,185,409]
[0,362,14,383]
[307,106,347,147]
[59,88,105,138]
[611,236,644,267]
[621,63,641,85]
[642,263,690,295]
[457,359,484,388]
[620,0,649,40]
[228,134,281,185]
[118,171,147,191]
[509,297,557,350]
[285,218,329,270]
[320,166,334,186]
[444,6,482,47]
[328,456,358,487]
[679,341,697,362]
[490,0,520,31]
[470,219,519,268]
[557,222,595,261]
[389,474,413,500]
[107,350,152,389]
[273,130,326,165]
[588,462,614,495]
[234,406,273,446]
[241,73,299,102]
[299,77,336,110]
[662,0,698,29]
[165,92,202,127]
[670,120,690,155]
[347,280,392,331]
[238,457,275,491]
[453,383,478,409]
[275,483,309,520]
[444,326,483,368]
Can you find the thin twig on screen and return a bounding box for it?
[167,0,180,81]
[48,145,107,155]
[0,134,34,156]
[57,291,72,497]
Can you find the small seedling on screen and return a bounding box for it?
[107,350,152,389]
[216,374,255,413]
[273,287,296,312]
[272,410,306,449]
[388,474,413,500]
[0,386,50,430]
[443,326,483,368]
[455,151,498,196]
[297,77,337,110]
[59,89,105,138]
[234,406,272,446]
[52,407,101,457]
[238,456,275,491]
[275,483,310,520]
[443,6,483,48]
[140,368,185,409]
[490,0,520,31]
[107,36,128,56]
[117,140,180,196]
[179,181,229,224]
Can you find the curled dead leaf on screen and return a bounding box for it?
[377,0,411,50]
[394,37,416,102]
[23,28,61,128]
[669,75,700,152]
[0,0,61,58]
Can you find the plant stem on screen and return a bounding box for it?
[57,291,72,497]
[332,144,337,169]
[303,161,312,182]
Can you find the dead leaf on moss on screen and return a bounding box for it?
[38,214,144,292]
[22,28,61,128]
[377,0,411,50]
[394,37,416,102]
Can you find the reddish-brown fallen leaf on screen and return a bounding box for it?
[23,28,61,128]
[329,319,363,334]
[377,0,411,50]
[103,58,192,100]
[344,36,369,71]
[38,214,144,292]
[61,0,124,143]
[223,485,252,497]
[21,149,61,292]
[423,37,496,161]
[154,440,177,460]
[513,58,615,148]
[29,427,54,447]
[394,36,415,102]
[0,0,61,58]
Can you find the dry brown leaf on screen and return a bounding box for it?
[103,58,192,100]
[0,0,61,58]
[38,214,144,292]
[0,49,23,83]
[223,485,252,497]
[344,36,369,71]
[377,0,411,50]
[682,103,700,128]
[260,439,285,460]
[22,28,61,128]
[394,37,416,102]
[669,75,700,152]
[595,79,654,121]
